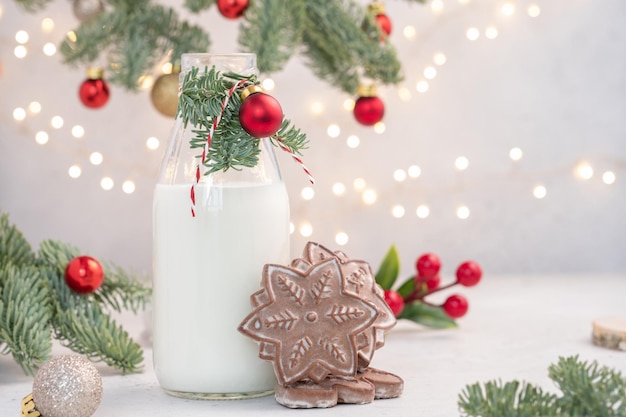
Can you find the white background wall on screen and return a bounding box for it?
[1,0,625,280]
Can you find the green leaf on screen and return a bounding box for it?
[375,245,400,290]
[396,275,416,298]
[398,301,457,329]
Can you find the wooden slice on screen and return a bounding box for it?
[592,317,626,351]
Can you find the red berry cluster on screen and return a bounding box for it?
[383,253,482,319]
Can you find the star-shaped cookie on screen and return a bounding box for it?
[238,257,378,385]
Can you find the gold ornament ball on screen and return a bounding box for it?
[73,0,104,22]
[32,355,103,417]
[151,72,180,118]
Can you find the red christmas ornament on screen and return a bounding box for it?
[353,85,385,126]
[217,0,248,19]
[79,67,110,109]
[376,13,392,37]
[368,2,392,40]
[239,85,283,138]
[65,255,104,294]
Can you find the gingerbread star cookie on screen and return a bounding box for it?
[239,257,378,385]
[239,243,403,408]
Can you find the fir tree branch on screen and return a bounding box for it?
[301,0,403,95]
[184,0,214,13]
[0,213,35,268]
[0,213,148,374]
[550,356,626,416]
[15,0,414,98]
[0,264,52,376]
[49,272,143,373]
[178,66,308,173]
[96,263,151,314]
[458,356,626,417]
[239,0,305,74]
[60,1,210,91]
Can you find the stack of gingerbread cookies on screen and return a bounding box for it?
[239,242,403,408]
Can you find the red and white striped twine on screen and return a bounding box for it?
[190,79,246,217]
[275,138,315,185]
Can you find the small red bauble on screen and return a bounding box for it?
[456,261,482,287]
[442,294,468,319]
[217,0,248,19]
[65,255,104,294]
[376,13,392,37]
[384,289,405,317]
[239,91,283,138]
[416,253,441,279]
[79,67,109,109]
[353,95,385,126]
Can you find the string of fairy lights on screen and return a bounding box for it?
[1,0,623,249]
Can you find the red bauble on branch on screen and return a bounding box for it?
[239,85,283,138]
[65,255,104,294]
[79,67,110,109]
[368,2,392,39]
[353,85,385,126]
[217,0,248,19]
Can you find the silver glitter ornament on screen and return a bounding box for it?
[32,355,103,417]
[72,0,104,23]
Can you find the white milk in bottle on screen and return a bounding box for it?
[152,53,288,399]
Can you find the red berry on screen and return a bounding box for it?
[456,261,482,287]
[442,294,468,318]
[415,253,441,278]
[383,290,405,317]
[425,274,440,290]
[415,274,440,291]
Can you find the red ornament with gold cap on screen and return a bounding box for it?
[353,85,385,126]
[238,85,284,138]
[78,67,110,109]
[368,2,392,40]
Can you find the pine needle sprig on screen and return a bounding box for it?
[0,212,149,375]
[0,213,35,268]
[59,0,210,91]
[49,274,143,374]
[38,240,151,317]
[239,0,305,74]
[184,0,214,13]
[550,356,626,416]
[458,355,626,417]
[178,66,309,173]
[0,264,52,375]
[301,0,403,95]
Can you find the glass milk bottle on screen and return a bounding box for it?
[152,53,288,399]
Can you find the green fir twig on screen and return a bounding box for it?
[13,0,415,95]
[0,212,150,375]
[178,66,308,173]
[458,355,626,417]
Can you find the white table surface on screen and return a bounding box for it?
[2,274,625,416]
